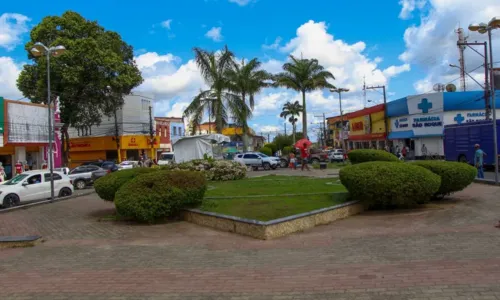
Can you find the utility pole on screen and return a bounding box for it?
[366,85,388,147]
[114,110,121,163]
[330,88,349,150]
[323,113,327,147]
[149,106,155,160]
[457,41,490,119]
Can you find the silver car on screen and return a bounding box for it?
[68,165,105,190]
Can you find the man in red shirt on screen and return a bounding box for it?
[300,143,310,171]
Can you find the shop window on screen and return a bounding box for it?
[164,128,167,137]
[141,99,150,111]
[173,127,177,135]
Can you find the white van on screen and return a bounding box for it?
[158,152,175,165]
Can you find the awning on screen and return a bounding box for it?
[388,131,414,140]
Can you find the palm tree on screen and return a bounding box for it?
[225,58,271,150]
[183,46,250,134]
[280,101,303,144]
[274,55,335,138]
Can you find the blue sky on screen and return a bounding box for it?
[1,0,499,138]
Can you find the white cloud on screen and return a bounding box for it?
[0,56,23,99]
[205,27,223,42]
[0,13,30,50]
[161,19,172,30]
[383,64,411,77]
[399,0,500,92]
[398,0,426,19]
[228,0,254,6]
[261,59,283,74]
[262,37,282,50]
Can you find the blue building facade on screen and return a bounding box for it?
[170,120,185,146]
[386,90,500,159]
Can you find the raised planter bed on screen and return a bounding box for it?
[183,200,364,240]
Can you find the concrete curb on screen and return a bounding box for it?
[0,235,43,249]
[474,179,500,186]
[0,190,96,214]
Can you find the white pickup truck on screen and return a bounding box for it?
[234,152,278,170]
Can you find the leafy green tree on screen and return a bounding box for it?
[274,55,335,137]
[225,58,271,151]
[279,101,303,144]
[183,46,250,134]
[17,11,142,164]
[273,132,304,150]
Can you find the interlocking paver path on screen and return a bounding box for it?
[1,181,500,299]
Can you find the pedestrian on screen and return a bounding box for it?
[300,143,310,171]
[289,152,296,170]
[474,144,486,179]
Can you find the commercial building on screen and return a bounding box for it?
[346,104,388,150]
[0,97,52,179]
[386,90,500,159]
[155,117,185,155]
[187,122,217,135]
[326,115,348,148]
[67,94,159,168]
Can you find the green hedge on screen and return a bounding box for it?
[114,170,207,223]
[339,161,441,209]
[94,168,157,201]
[282,146,293,155]
[412,161,476,196]
[348,149,400,164]
[259,146,272,156]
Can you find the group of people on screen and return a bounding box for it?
[288,142,311,171]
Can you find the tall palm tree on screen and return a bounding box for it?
[274,55,335,138]
[280,101,303,144]
[183,46,250,134]
[225,58,271,150]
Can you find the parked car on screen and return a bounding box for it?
[118,161,138,170]
[0,170,74,208]
[329,149,345,162]
[69,165,106,190]
[55,167,70,175]
[158,152,175,165]
[234,152,278,170]
[82,161,119,172]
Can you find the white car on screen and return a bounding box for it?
[118,161,138,170]
[158,152,175,165]
[0,170,74,208]
[234,152,278,170]
[329,149,345,162]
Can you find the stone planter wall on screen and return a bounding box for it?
[183,200,364,240]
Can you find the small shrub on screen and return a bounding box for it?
[412,161,476,197]
[348,149,400,164]
[339,161,441,209]
[114,170,207,223]
[264,143,277,154]
[94,168,157,201]
[282,146,293,155]
[260,146,272,156]
[161,159,246,181]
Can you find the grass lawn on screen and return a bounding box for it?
[199,175,348,221]
[311,162,350,169]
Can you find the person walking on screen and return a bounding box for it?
[300,143,310,171]
[474,144,486,179]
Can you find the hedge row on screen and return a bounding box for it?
[94,168,157,201]
[347,149,400,164]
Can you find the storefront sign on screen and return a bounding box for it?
[70,142,91,148]
[349,116,371,135]
[390,113,443,137]
[443,109,500,125]
[406,93,444,115]
[128,137,139,147]
[412,115,442,128]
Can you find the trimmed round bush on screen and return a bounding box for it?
[94,168,157,201]
[412,161,476,196]
[347,149,400,164]
[339,161,441,209]
[264,143,277,153]
[114,170,207,223]
[259,146,272,156]
[282,146,293,155]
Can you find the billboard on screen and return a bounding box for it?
[7,102,49,143]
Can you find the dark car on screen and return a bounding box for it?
[82,161,119,172]
[68,165,106,190]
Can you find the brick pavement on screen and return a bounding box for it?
[0,182,500,299]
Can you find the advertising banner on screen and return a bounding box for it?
[391,113,443,137]
[444,109,500,125]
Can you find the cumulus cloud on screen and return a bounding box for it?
[399,0,500,92]
[398,0,426,19]
[161,19,172,30]
[262,37,282,50]
[0,56,23,99]
[228,0,254,6]
[205,27,223,42]
[0,13,30,50]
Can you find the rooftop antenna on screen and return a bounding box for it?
[456,26,468,91]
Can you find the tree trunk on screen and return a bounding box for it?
[241,92,248,153]
[292,123,296,145]
[301,90,307,138]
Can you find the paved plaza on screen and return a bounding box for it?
[0,177,499,299]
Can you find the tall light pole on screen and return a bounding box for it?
[30,42,66,201]
[469,17,500,184]
[330,88,349,150]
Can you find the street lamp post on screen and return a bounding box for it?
[30,42,66,201]
[469,17,500,184]
[330,88,349,150]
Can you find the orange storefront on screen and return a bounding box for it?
[68,135,160,168]
[347,104,388,150]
